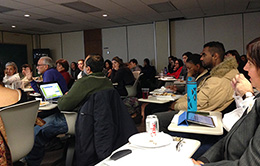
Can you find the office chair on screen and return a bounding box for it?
[0,100,40,162]
[125,73,143,97]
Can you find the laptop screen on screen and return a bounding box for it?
[39,82,63,100]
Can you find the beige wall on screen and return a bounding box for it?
[40,34,62,62]
[155,21,169,72]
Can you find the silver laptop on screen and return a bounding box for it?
[39,82,63,102]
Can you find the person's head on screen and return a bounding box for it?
[104,59,112,70]
[173,59,184,71]
[225,50,241,64]
[5,62,18,76]
[241,54,247,62]
[56,59,69,72]
[200,41,225,69]
[112,56,124,70]
[182,52,192,64]
[21,64,32,76]
[144,58,150,67]
[70,62,78,70]
[186,54,204,77]
[84,54,104,75]
[0,61,4,85]
[244,37,260,89]
[129,59,138,69]
[77,59,84,71]
[37,56,54,74]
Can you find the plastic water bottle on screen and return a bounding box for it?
[187,77,197,112]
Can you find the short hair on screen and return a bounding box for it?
[21,64,32,70]
[104,59,112,69]
[5,61,18,73]
[182,52,192,58]
[246,37,260,69]
[129,58,138,65]
[144,58,150,66]
[0,61,4,83]
[186,54,202,66]
[56,59,69,71]
[40,56,54,68]
[78,59,84,63]
[204,41,225,61]
[225,50,241,64]
[112,56,124,67]
[85,54,104,72]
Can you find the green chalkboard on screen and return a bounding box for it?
[0,43,28,72]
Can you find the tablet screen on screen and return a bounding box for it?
[187,112,215,128]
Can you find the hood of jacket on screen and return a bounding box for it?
[210,57,238,78]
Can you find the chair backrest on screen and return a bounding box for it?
[125,73,143,97]
[132,71,141,80]
[0,100,40,162]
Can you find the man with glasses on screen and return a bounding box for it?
[25,56,68,94]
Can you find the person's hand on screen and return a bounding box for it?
[231,74,253,96]
[24,67,33,81]
[170,102,176,110]
[191,158,204,165]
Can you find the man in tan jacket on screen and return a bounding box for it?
[156,41,239,131]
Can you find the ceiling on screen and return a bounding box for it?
[0,0,260,35]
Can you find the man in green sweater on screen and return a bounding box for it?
[58,54,114,111]
[26,54,113,166]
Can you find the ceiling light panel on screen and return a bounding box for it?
[61,1,102,13]
[148,1,177,13]
[38,17,70,25]
[12,0,54,6]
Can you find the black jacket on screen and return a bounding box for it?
[75,89,138,166]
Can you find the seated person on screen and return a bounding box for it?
[56,58,71,86]
[140,58,157,90]
[154,42,238,158]
[0,61,28,165]
[167,56,177,74]
[129,58,142,72]
[77,59,85,79]
[25,54,113,166]
[103,59,112,78]
[110,56,135,96]
[3,61,20,89]
[193,36,260,166]
[180,52,192,79]
[143,53,209,119]
[25,56,68,94]
[70,62,80,80]
[21,64,32,89]
[167,59,184,79]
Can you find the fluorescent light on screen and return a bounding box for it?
[11,25,16,28]
[24,14,30,17]
[102,14,108,17]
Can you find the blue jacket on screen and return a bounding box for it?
[31,68,68,94]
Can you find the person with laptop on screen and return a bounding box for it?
[24,56,68,94]
[25,54,113,166]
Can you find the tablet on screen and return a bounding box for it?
[187,112,215,128]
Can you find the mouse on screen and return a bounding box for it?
[110,149,132,161]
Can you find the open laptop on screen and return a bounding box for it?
[39,82,63,103]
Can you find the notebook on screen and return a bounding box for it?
[39,82,63,102]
